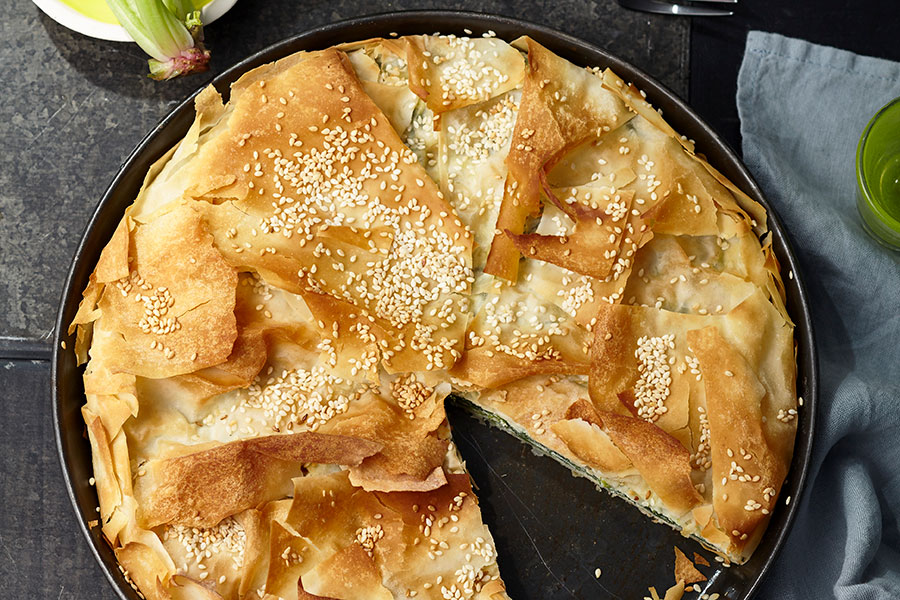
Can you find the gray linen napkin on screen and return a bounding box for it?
[738,31,900,599]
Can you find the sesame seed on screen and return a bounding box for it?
[632,334,675,422]
[355,524,384,557]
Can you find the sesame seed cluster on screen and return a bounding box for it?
[355,523,385,557]
[244,366,356,431]
[633,334,676,422]
[419,34,514,107]
[446,94,519,163]
[166,518,247,575]
[114,271,183,359]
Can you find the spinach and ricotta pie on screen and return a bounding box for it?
[70,31,798,600]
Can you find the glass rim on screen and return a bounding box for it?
[856,95,900,232]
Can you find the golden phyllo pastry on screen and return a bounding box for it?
[70,32,797,600]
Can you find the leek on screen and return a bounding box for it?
[104,0,210,80]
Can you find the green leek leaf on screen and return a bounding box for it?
[104,0,210,80]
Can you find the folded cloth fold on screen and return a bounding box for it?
[738,31,900,600]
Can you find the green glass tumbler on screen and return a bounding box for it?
[856,96,900,250]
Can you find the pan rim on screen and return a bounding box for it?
[52,10,818,600]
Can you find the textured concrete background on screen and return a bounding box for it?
[0,1,687,598]
[0,360,119,598]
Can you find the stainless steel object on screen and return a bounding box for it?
[617,0,736,17]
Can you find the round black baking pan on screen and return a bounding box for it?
[53,11,817,600]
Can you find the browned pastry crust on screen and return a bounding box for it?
[135,433,382,528]
[673,546,707,584]
[485,37,632,281]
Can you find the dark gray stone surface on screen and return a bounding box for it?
[0,0,687,343]
[0,359,117,599]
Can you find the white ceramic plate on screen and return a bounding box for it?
[32,0,238,42]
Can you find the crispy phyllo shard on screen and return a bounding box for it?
[688,325,787,552]
[598,410,703,514]
[155,279,281,409]
[623,234,758,317]
[95,216,132,283]
[70,216,136,361]
[485,37,632,280]
[283,470,504,599]
[601,69,694,155]
[564,398,603,427]
[550,399,634,473]
[588,303,659,418]
[83,368,138,439]
[438,88,520,270]
[406,34,526,114]
[450,334,589,389]
[693,552,710,567]
[302,543,393,600]
[674,546,707,584]
[321,386,451,492]
[89,206,239,379]
[83,408,123,534]
[166,321,268,404]
[697,157,768,234]
[450,345,588,389]
[761,236,793,325]
[451,279,591,389]
[601,66,768,238]
[663,580,686,600]
[552,416,633,474]
[135,433,382,528]
[114,542,172,600]
[648,582,687,600]
[505,187,646,280]
[342,39,419,134]
[261,514,310,597]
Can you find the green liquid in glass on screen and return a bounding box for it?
[857,96,900,249]
[875,155,900,222]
